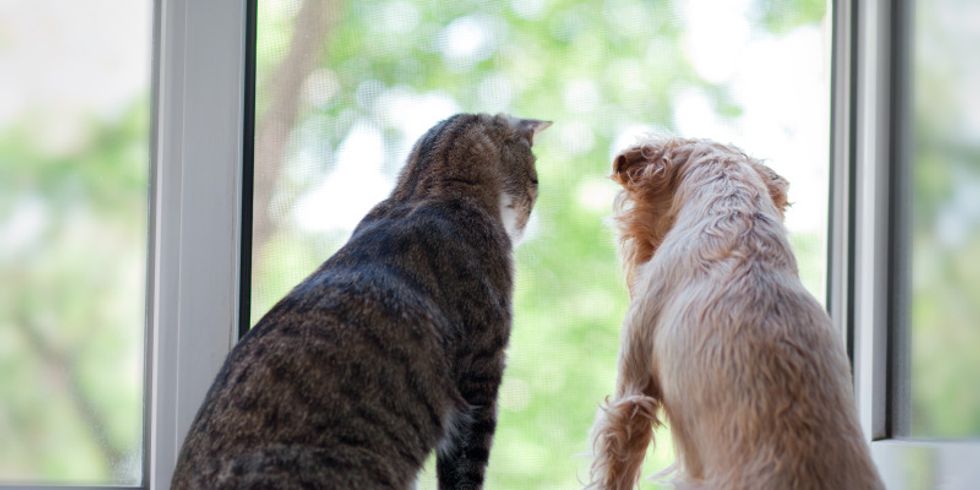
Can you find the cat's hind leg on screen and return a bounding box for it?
[436,356,504,490]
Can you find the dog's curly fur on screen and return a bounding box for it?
[589,137,883,489]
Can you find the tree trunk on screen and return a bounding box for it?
[252,0,341,252]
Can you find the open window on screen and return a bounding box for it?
[3,0,978,489]
[832,0,980,487]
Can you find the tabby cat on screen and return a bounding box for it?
[170,113,550,489]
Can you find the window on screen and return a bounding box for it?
[0,1,151,485]
[247,1,830,488]
[840,0,980,487]
[6,1,977,488]
[0,1,253,489]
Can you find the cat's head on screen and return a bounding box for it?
[495,115,551,244]
[394,113,551,244]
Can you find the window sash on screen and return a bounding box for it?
[0,0,241,488]
[146,0,249,488]
[835,0,980,487]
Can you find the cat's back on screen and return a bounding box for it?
[171,199,506,490]
[172,112,547,489]
[332,198,512,324]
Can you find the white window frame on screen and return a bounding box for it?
[832,0,980,488]
[148,0,249,488]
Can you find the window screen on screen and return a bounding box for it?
[249,1,830,486]
[0,1,151,484]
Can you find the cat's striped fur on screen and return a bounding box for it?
[171,113,549,489]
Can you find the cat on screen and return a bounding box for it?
[170,113,550,490]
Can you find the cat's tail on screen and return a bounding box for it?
[587,390,661,490]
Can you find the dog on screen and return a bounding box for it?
[588,137,883,489]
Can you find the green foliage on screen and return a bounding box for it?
[904,10,980,436]
[752,0,827,34]
[251,1,830,488]
[0,103,148,483]
[29,0,980,487]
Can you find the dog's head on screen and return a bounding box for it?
[610,137,789,289]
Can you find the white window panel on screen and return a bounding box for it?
[148,0,249,488]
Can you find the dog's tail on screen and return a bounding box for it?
[588,390,661,489]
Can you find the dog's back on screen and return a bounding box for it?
[656,255,880,489]
[591,138,883,490]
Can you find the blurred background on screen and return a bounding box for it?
[0,0,150,485]
[908,0,980,439]
[0,0,977,487]
[249,0,829,488]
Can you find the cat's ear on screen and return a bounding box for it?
[510,117,552,145]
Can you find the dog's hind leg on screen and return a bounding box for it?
[589,312,662,490]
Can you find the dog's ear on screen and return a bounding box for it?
[611,144,675,194]
[612,146,647,185]
[753,162,790,214]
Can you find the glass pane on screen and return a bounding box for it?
[251,1,829,487]
[908,0,980,438]
[0,1,151,484]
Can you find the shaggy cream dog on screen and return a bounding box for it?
[589,138,883,489]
